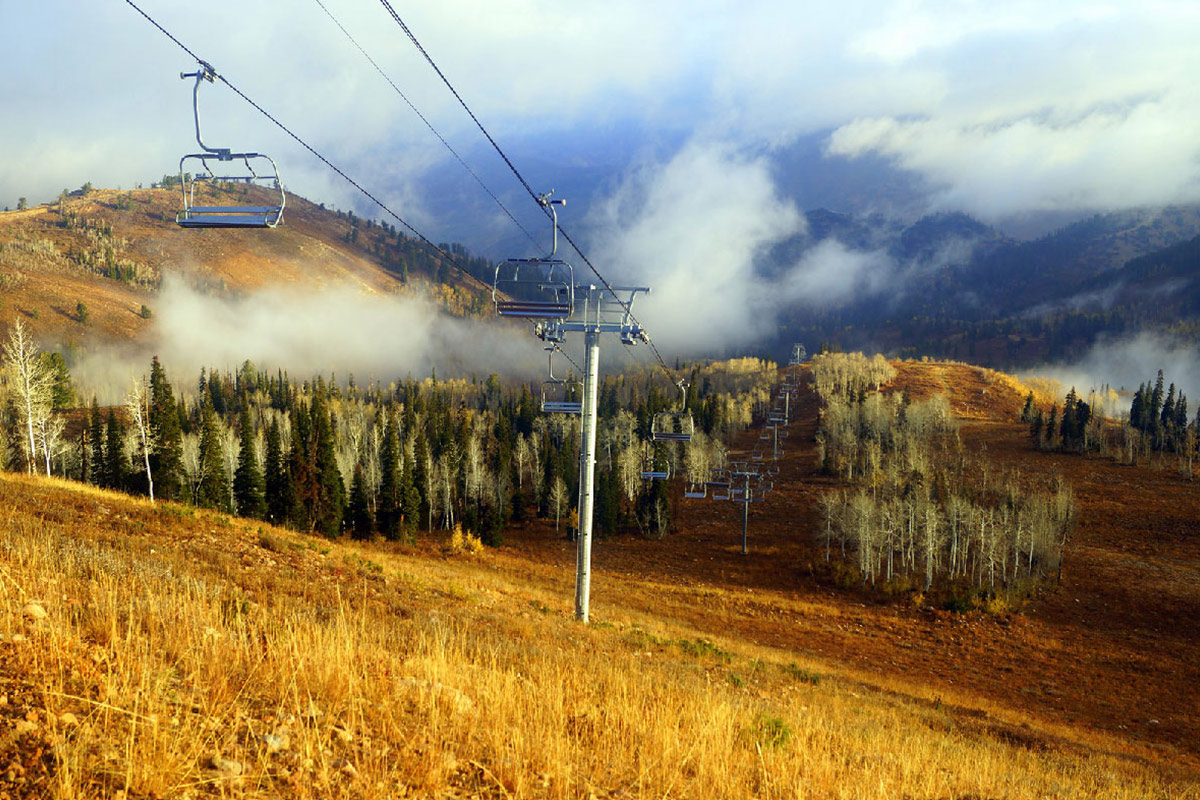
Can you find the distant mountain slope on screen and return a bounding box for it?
[768,205,1200,365]
[0,185,492,348]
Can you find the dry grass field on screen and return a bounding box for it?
[0,361,1197,798]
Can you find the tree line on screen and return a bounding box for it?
[1,328,769,544]
[1021,369,1199,474]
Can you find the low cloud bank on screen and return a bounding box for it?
[1028,331,1200,411]
[72,276,543,402]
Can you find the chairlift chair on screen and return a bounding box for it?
[684,482,707,499]
[540,347,582,414]
[494,193,575,319]
[651,381,695,442]
[176,63,285,228]
[640,456,670,481]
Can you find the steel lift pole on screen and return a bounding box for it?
[574,324,601,622]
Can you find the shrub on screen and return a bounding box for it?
[448,524,484,556]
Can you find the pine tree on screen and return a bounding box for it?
[347,462,373,540]
[196,399,230,511]
[413,432,431,532]
[311,389,345,537]
[88,398,107,487]
[148,356,183,501]
[288,400,315,530]
[377,406,402,540]
[1020,392,1035,423]
[264,417,292,525]
[104,409,128,491]
[233,406,266,519]
[401,445,420,537]
[1130,384,1146,432]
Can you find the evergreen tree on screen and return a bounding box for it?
[264,417,292,525]
[1150,370,1165,436]
[1161,383,1177,432]
[1030,409,1044,446]
[1130,384,1146,432]
[346,462,374,540]
[413,432,431,531]
[1020,391,1035,423]
[88,398,107,487]
[401,445,420,536]
[232,406,266,519]
[196,399,230,511]
[311,390,345,536]
[288,400,315,530]
[104,409,128,491]
[148,356,183,501]
[377,406,402,539]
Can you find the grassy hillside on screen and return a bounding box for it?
[0,185,491,349]
[1,360,1197,798]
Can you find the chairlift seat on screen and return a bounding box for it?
[651,411,694,442]
[542,400,583,414]
[177,205,283,228]
[684,483,707,499]
[640,468,670,480]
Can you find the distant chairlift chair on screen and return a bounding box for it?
[541,347,582,414]
[651,381,695,442]
[176,62,285,228]
[640,446,670,481]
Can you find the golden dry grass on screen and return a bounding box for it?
[0,473,1193,799]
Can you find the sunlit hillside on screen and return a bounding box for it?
[1,359,1197,799]
[0,185,491,347]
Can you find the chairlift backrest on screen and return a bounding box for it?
[176,63,285,229]
[684,483,707,499]
[494,258,574,319]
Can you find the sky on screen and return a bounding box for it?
[3,0,1200,368]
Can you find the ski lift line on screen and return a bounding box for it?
[375,0,681,386]
[310,0,543,253]
[123,0,492,295]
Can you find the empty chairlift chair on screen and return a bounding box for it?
[640,446,670,481]
[540,347,582,414]
[651,381,695,442]
[494,193,575,320]
[176,63,285,228]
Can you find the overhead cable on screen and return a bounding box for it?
[376,0,683,386]
[123,0,492,293]
[311,0,543,253]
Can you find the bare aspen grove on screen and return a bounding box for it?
[813,353,1075,599]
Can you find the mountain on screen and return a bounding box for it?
[0,184,493,349]
[769,205,1200,366]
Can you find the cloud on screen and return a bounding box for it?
[1030,330,1200,408]
[827,2,1200,220]
[586,140,805,354]
[779,240,895,307]
[70,275,543,403]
